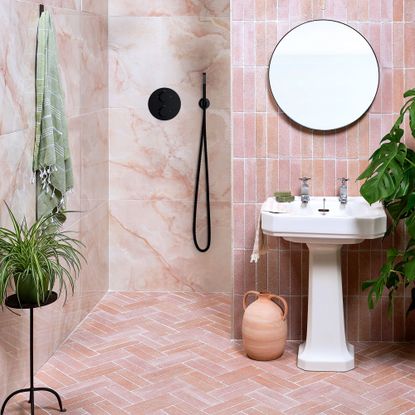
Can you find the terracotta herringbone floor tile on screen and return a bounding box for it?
[4,292,415,415]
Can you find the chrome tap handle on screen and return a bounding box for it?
[338,178,349,204]
[299,177,311,204]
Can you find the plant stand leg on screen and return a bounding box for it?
[30,308,35,414]
[1,308,66,414]
[1,388,31,414]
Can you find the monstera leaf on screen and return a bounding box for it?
[358,142,407,204]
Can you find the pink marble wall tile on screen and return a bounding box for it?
[109,200,231,292]
[109,0,230,18]
[0,128,36,225]
[81,109,109,210]
[0,0,37,135]
[26,0,81,11]
[52,7,82,118]
[109,108,230,202]
[109,16,230,111]
[80,13,108,112]
[109,3,231,294]
[82,0,108,16]
[0,0,109,403]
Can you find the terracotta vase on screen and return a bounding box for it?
[242,291,288,361]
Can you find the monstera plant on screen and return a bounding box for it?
[358,88,415,316]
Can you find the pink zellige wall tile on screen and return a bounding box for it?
[232,0,411,341]
[232,0,244,21]
[243,67,256,112]
[233,159,244,203]
[244,113,256,158]
[232,67,244,112]
[255,0,266,21]
[255,22,267,65]
[393,23,404,67]
[244,22,256,65]
[233,113,244,158]
[232,22,244,66]
[256,113,266,157]
[404,23,415,68]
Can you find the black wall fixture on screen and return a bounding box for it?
[148,88,181,121]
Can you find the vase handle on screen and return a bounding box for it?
[243,291,260,310]
[269,295,288,321]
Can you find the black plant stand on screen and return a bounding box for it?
[1,292,66,414]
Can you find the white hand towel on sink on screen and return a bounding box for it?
[250,198,294,263]
[250,199,272,263]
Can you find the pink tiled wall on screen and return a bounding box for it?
[0,0,109,402]
[232,0,415,341]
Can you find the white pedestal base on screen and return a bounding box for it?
[298,243,354,372]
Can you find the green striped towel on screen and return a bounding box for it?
[33,10,73,222]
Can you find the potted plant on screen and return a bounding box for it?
[0,205,84,306]
[358,88,415,316]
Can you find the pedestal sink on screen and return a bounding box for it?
[261,196,386,371]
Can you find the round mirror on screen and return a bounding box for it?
[269,20,379,131]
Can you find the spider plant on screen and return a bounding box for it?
[0,205,85,307]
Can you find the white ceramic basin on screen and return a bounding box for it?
[261,196,387,372]
[261,196,386,243]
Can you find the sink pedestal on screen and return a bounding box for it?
[298,243,356,372]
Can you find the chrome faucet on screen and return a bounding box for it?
[338,177,349,204]
[299,177,311,204]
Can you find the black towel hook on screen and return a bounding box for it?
[39,4,44,16]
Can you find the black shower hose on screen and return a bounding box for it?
[192,73,211,252]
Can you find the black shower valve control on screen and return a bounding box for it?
[148,87,181,121]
